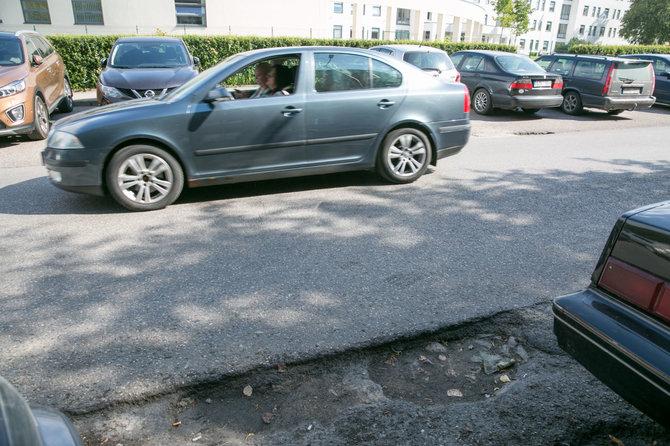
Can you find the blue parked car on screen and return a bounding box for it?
[43,47,471,211]
[620,54,670,106]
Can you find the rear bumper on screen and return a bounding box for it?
[552,288,670,428]
[436,121,470,160]
[584,95,656,111]
[492,93,563,110]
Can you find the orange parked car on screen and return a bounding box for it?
[0,30,73,140]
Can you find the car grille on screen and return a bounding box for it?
[118,88,170,99]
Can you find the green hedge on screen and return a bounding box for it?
[569,44,670,55]
[45,34,515,90]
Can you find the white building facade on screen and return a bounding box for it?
[0,0,631,53]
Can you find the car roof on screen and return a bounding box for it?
[0,30,39,39]
[542,53,649,62]
[453,50,518,57]
[621,53,670,60]
[370,44,447,53]
[114,36,186,44]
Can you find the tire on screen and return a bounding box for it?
[27,95,49,140]
[106,145,184,211]
[472,88,492,115]
[377,128,431,184]
[607,109,624,115]
[561,91,583,115]
[58,77,73,113]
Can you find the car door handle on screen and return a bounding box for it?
[281,106,302,117]
[377,100,395,109]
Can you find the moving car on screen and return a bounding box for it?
[619,54,670,106]
[369,44,460,83]
[0,375,83,445]
[553,201,670,428]
[97,37,199,105]
[0,30,73,140]
[450,50,563,114]
[535,54,656,115]
[43,46,471,211]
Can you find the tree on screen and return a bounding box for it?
[494,0,533,43]
[620,0,670,44]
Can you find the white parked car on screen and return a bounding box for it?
[369,44,460,83]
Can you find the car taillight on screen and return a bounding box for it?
[455,73,461,83]
[462,83,470,113]
[603,64,615,94]
[598,257,670,323]
[552,81,563,89]
[510,79,533,90]
[651,64,656,94]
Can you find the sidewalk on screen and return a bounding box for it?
[73,89,98,107]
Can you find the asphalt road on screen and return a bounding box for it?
[1,103,669,415]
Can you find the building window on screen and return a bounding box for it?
[557,23,568,38]
[21,0,51,24]
[372,5,381,16]
[616,10,621,19]
[549,1,556,11]
[396,8,410,25]
[542,0,546,9]
[427,12,432,20]
[588,25,593,35]
[583,5,589,15]
[604,8,609,18]
[579,24,585,34]
[607,27,612,37]
[371,27,380,39]
[599,26,605,36]
[395,30,410,40]
[592,7,596,16]
[460,32,466,42]
[532,19,537,30]
[334,2,343,13]
[546,21,552,31]
[560,4,571,19]
[519,38,526,49]
[71,0,104,25]
[543,40,549,51]
[175,0,206,26]
[613,28,617,37]
[424,30,431,40]
[333,25,342,38]
[597,7,601,16]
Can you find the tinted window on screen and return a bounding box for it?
[548,57,575,75]
[613,62,653,82]
[573,60,607,79]
[495,55,546,74]
[315,53,401,92]
[450,53,465,67]
[403,51,455,71]
[34,36,54,57]
[460,54,485,72]
[110,41,191,68]
[651,58,670,73]
[535,57,553,70]
[0,38,25,66]
[24,37,41,60]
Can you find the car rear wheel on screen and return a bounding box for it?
[472,89,492,115]
[377,128,431,184]
[561,91,583,115]
[27,95,49,140]
[58,77,73,113]
[106,145,184,211]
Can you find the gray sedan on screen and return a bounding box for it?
[43,46,471,211]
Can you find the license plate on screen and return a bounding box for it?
[534,80,552,88]
[622,88,640,94]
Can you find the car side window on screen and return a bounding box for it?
[573,60,607,79]
[219,55,300,98]
[35,36,54,57]
[535,57,553,70]
[450,53,465,68]
[549,57,575,75]
[460,55,485,72]
[653,58,670,73]
[24,37,41,61]
[315,53,399,92]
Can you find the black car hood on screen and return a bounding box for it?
[99,66,197,89]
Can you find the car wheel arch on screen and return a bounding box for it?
[382,122,438,167]
[102,138,188,195]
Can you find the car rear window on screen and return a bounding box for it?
[403,51,455,71]
[613,62,653,82]
[495,55,546,74]
[0,38,25,66]
[110,41,191,68]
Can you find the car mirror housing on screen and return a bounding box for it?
[193,56,200,67]
[204,87,233,103]
[100,57,107,68]
[31,54,43,66]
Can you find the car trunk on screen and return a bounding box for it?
[509,74,563,97]
[605,61,654,98]
[593,201,670,325]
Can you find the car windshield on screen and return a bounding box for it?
[161,53,245,102]
[403,51,455,71]
[0,38,25,66]
[613,62,652,82]
[496,55,546,74]
[110,41,190,68]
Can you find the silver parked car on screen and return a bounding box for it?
[369,44,460,83]
[43,47,471,211]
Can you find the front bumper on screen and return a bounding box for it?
[553,288,670,428]
[42,148,105,196]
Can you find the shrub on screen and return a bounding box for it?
[569,44,670,56]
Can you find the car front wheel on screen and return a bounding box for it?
[106,145,184,211]
[58,77,73,113]
[472,89,492,115]
[561,91,583,115]
[377,128,431,184]
[27,95,49,140]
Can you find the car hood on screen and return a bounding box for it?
[99,66,196,89]
[0,65,28,86]
[53,97,160,131]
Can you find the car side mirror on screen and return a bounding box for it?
[193,56,200,67]
[100,57,107,68]
[662,71,670,78]
[32,54,43,66]
[204,87,233,103]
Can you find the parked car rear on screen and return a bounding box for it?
[0,30,73,140]
[619,54,670,106]
[535,54,656,115]
[369,44,460,83]
[553,201,670,428]
[450,50,563,115]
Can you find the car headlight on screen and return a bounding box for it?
[47,130,84,149]
[100,84,125,99]
[0,79,26,98]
